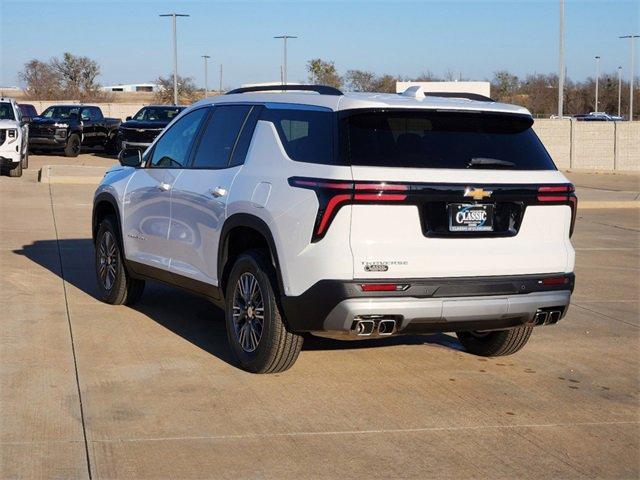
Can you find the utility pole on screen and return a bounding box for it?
[558,0,565,117]
[618,66,623,118]
[620,35,639,121]
[160,13,189,105]
[594,56,601,113]
[202,55,210,98]
[274,35,297,85]
[219,64,223,93]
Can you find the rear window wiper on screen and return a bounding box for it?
[467,157,516,169]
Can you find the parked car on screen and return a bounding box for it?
[574,112,621,121]
[92,84,577,373]
[117,105,185,151]
[0,97,29,177]
[18,103,38,120]
[29,105,121,157]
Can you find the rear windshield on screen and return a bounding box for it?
[340,110,556,170]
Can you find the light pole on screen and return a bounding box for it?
[620,35,639,121]
[202,55,210,97]
[558,0,565,117]
[274,35,297,85]
[594,56,601,113]
[160,13,189,105]
[618,66,623,118]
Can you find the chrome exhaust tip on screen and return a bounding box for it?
[533,311,548,326]
[547,310,562,324]
[354,319,375,336]
[378,319,396,336]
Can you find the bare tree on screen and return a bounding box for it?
[154,74,199,105]
[307,59,342,88]
[19,60,62,99]
[19,52,110,101]
[345,69,377,92]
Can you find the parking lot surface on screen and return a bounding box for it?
[1,153,638,479]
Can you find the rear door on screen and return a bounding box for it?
[169,104,260,285]
[121,107,208,270]
[341,110,575,279]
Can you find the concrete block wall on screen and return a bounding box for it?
[27,101,147,121]
[534,119,639,171]
[532,119,571,169]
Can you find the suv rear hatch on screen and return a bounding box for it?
[340,109,576,279]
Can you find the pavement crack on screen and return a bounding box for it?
[572,302,640,328]
[48,183,93,480]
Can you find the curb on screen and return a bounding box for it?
[38,165,107,185]
[579,200,640,209]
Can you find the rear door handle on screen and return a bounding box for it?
[158,182,171,192]
[210,186,227,198]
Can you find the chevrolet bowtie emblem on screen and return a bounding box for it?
[464,187,493,200]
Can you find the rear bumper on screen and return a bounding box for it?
[280,273,574,334]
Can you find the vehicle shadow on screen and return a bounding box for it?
[14,238,462,367]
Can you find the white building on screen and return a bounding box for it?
[101,83,159,93]
[396,81,491,98]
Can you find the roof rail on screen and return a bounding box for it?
[423,91,495,102]
[226,84,343,96]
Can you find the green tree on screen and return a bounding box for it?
[307,59,342,88]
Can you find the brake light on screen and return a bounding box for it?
[537,184,578,237]
[289,177,408,241]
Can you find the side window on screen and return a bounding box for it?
[80,108,91,121]
[149,108,208,168]
[260,107,334,164]
[90,107,102,121]
[229,106,262,167]
[191,105,252,169]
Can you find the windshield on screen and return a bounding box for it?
[40,106,80,119]
[133,106,183,122]
[340,110,556,170]
[0,103,15,121]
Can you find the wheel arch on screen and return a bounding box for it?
[92,192,122,245]
[218,213,285,295]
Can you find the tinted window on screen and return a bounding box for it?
[80,108,91,121]
[0,103,16,121]
[192,105,252,169]
[134,106,184,122]
[229,106,262,167]
[41,106,79,119]
[89,107,102,121]
[260,107,333,164]
[341,111,555,170]
[149,108,208,168]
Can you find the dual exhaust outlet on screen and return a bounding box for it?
[532,308,564,326]
[352,316,397,337]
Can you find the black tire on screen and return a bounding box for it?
[95,215,144,305]
[104,135,118,155]
[22,149,29,169]
[225,249,303,373]
[64,134,81,157]
[456,325,533,357]
[8,160,22,177]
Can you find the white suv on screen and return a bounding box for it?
[92,85,576,373]
[0,97,29,177]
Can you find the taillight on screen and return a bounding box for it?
[541,275,570,286]
[289,177,408,241]
[537,184,578,237]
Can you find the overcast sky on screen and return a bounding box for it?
[1,0,638,89]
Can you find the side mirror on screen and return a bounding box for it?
[126,116,132,121]
[22,116,31,123]
[118,148,142,167]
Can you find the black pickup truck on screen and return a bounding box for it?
[117,105,185,151]
[29,105,121,157]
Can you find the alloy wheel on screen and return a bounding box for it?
[98,231,118,290]
[232,272,265,353]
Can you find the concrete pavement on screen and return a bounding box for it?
[1,153,638,479]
